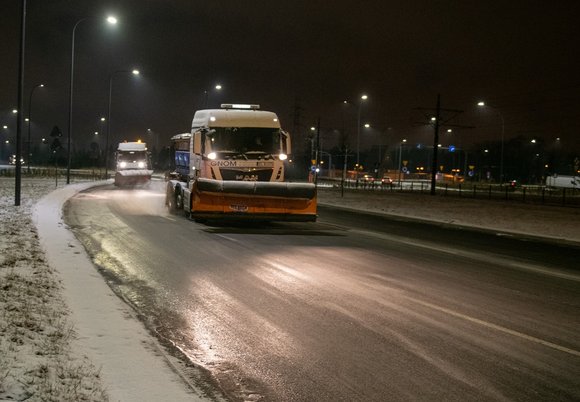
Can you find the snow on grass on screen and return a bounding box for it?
[317,188,580,244]
[0,178,108,401]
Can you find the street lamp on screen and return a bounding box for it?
[357,94,368,166]
[27,83,44,173]
[477,101,505,183]
[203,84,223,108]
[67,15,118,184]
[105,69,140,179]
[398,138,407,186]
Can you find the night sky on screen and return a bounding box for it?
[2,0,580,164]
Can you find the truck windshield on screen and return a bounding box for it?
[208,127,281,155]
[117,151,148,162]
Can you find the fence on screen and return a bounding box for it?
[317,178,580,207]
[0,166,106,182]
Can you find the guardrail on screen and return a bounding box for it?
[317,178,580,207]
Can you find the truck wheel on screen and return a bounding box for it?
[176,191,184,210]
[167,190,177,214]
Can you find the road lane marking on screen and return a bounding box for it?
[409,297,580,357]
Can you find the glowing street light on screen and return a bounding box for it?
[105,68,141,178]
[203,83,224,108]
[27,83,45,173]
[397,138,407,186]
[357,94,368,166]
[67,15,118,184]
[477,100,505,183]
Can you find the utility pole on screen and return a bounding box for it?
[15,0,27,206]
[315,117,320,185]
[342,145,349,198]
[430,94,441,195]
[414,96,474,196]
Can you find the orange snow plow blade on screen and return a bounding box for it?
[114,170,153,187]
[191,178,317,221]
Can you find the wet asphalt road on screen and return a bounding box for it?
[64,181,580,401]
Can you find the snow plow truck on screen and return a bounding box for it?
[114,141,153,186]
[165,104,317,222]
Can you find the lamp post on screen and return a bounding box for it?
[66,15,118,184]
[27,84,44,173]
[477,101,505,183]
[105,69,140,179]
[398,138,407,186]
[356,94,368,166]
[203,84,223,108]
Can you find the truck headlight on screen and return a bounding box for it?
[138,161,145,168]
[279,153,287,161]
[207,152,217,160]
[119,162,127,168]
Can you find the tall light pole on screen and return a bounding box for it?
[67,15,118,184]
[27,83,44,173]
[203,84,223,108]
[105,69,140,179]
[477,101,505,183]
[398,138,407,186]
[14,0,26,206]
[356,94,368,167]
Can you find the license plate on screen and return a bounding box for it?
[229,204,248,212]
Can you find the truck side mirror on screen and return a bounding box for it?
[282,130,291,155]
[193,131,202,154]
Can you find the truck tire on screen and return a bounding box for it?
[175,190,184,210]
[166,188,178,214]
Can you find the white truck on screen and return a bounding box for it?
[165,104,317,221]
[545,174,579,189]
[114,141,153,186]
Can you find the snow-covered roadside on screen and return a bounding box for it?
[317,188,580,245]
[1,178,211,402]
[1,179,107,401]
